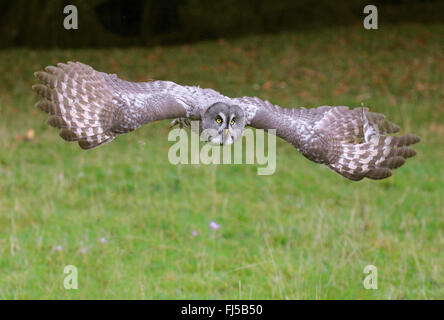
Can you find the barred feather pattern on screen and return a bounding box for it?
[33,62,232,149]
[235,97,419,181]
[33,62,419,181]
[33,62,119,149]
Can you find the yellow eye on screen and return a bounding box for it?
[216,118,222,124]
[230,118,235,125]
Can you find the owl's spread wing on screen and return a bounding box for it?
[233,96,420,181]
[33,62,420,181]
[33,61,229,149]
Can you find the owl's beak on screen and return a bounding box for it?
[224,129,229,136]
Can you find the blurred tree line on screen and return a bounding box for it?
[0,0,441,48]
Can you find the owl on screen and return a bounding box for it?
[33,62,419,181]
[171,102,246,145]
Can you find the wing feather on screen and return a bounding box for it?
[234,96,419,181]
[33,62,225,149]
[33,62,419,179]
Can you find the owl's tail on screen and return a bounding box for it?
[33,62,116,149]
[328,134,420,181]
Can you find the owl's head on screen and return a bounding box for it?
[202,102,245,145]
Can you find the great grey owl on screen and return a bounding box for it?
[171,102,246,145]
[33,62,420,181]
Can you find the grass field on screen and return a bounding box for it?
[0,23,443,299]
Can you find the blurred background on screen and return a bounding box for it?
[0,0,442,299]
[1,0,443,48]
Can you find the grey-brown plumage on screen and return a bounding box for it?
[33,62,420,181]
[239,98,419,180]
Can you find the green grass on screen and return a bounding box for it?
[0,23,443,299]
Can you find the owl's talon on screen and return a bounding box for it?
[170,119,179,128]
[170,118,191,129]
